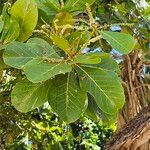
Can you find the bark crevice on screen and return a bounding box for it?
[105,106,150,150]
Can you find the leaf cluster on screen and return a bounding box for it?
[0,0,136,124]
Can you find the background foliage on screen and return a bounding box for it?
[0,71,114,149]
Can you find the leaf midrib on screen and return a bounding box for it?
[64,73,70,120]
[76,64,113,104]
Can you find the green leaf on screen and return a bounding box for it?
[68,31,91,53]
[27,38,59,59]
[96,56,120,73]
[36,0,60,10]
[3,38,70,83]
[10,0,38,42]
[48,72,88,123]
[1,3,20,44]
[2,18,20,44]
[100,31,136,54]
[35,0,60,18]
[26,37,61,58]
[72,52,109,64]
[0,19,4,33]
[11,79,49,113]
[24,58,72,83]
[102,112,118,125]
[85,94,100,122]
[65,0,96,13]
[1,2,10,23]
[76,65,125,115]
[86,94,118,124]
[0,52,4,79]
[3,38,59,69]
[51,34,71,55]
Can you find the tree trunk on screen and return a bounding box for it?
[105,51,150,150]
[105,106,150,150]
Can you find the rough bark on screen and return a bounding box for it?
[105,106,150,150]
[105,51,150,150]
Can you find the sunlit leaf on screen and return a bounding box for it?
[51,34,71,55]
[11,0,38,42]
[100,31,136,54]
[72,52,109,64]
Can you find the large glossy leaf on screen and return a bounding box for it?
[24,58,72,83]
[11,80,49,113]
[65,0,96,12]
[10,0,38,42]
[100,31,136,54]
[76,65,125,115]
[48,73,88,123]
[3,38,59,69]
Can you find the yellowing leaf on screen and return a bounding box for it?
[51,34,71,55]
[72,53,109,65]
[52,12,74,35]
[11,0,38,42]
